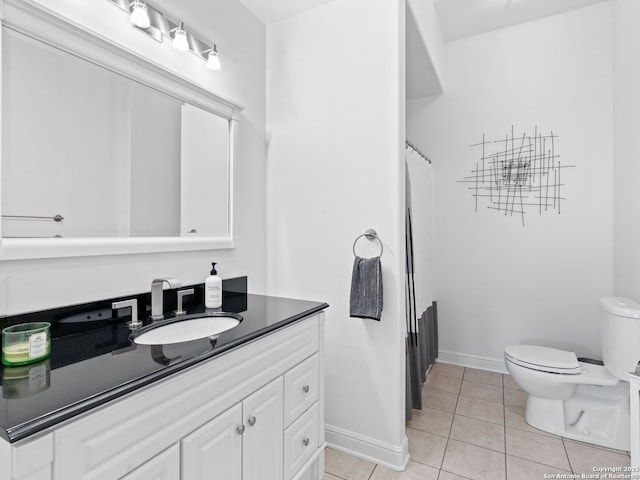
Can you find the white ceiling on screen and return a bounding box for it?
[231,0,610,98]
[235,0,336,24]
[236,0,610,40]
[433,0,609,41]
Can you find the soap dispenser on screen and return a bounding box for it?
[205,262,222,308]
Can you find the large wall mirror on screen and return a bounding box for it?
[0,1,241,259]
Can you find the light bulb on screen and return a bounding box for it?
[172,22,189,52]
[206,45,221,71]
[130,1,150,29]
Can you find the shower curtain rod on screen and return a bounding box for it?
[405,140,432,164]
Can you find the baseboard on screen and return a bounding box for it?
[325,424,409,471]
[438,349,508,374]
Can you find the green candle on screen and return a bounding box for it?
[2,322,51,366]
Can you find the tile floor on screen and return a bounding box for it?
[323,362,631,480]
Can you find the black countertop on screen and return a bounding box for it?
[0,286,328,443]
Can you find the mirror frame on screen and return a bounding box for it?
[0,0,243,260]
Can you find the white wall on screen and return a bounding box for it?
[266,0,408,469]
[613,0,640,299]
[0,0,267,314]
[407,2,614,370]
[405,0,445,97]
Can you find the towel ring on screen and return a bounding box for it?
[353,229,383,258]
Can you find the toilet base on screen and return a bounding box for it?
[524,381,630,451]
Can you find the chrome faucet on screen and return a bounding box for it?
[150,277,182,320]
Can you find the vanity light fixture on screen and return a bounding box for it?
[107,0,222,72]
[206,44,221,71]
[172,21,189,52]
[130,0,150,29]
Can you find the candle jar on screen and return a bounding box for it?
[2,322,51,366]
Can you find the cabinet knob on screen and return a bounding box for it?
[248,416,256,427]
[302,384,310,394]
[302,437,310,446]
[236,425,245,435]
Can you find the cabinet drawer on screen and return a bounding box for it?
[284,353,319,427]
[283,402,319,480]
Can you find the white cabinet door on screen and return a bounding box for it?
[181,403,243,480]
[242,377,284,480]
[120,444,180,480]
[181,379,283,480]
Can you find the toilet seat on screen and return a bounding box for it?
[504,345,581,374]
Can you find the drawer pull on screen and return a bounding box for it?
[248,416,257,427]
[236,425,245,435]
[302,437,310,447]
[302,385,310,394]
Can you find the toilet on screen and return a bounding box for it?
[504,297,640,451]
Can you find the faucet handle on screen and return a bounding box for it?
[175,288,195,316]
[112,299,141,328]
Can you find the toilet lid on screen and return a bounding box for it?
[504,345,581,374]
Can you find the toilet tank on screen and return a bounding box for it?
[600,297,640,381]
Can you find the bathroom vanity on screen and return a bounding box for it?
[0,291,328,480]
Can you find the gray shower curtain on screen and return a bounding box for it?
[405,150,438,421]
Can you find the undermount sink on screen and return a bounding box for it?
[133,312,242,345]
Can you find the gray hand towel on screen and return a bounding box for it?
[350,256,383,320]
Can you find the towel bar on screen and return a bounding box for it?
[353,229,383,258]
[2,214,64,222]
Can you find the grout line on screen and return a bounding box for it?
[504,431,574,473]
[504,391,508,479]
[458,391,505,407]
[406,425,449,440]
[449,397,459,437]
[431,362,465,379]
[439,468,475,480]
[425,367,631,479]
[438,369,461,472]
[440,382,459,467]
[562,438,575,474]
[506,449,573,474]
[424,384,463,396]
[502,377,524,392]
[325,472,348,480]
[453,411,504,427]
[505,452,573,476]
[329,367,627,480]
[562,437,630,456]
[447,435,508,455]
[461,378,504,390]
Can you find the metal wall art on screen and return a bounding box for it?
[459,126,575,226]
